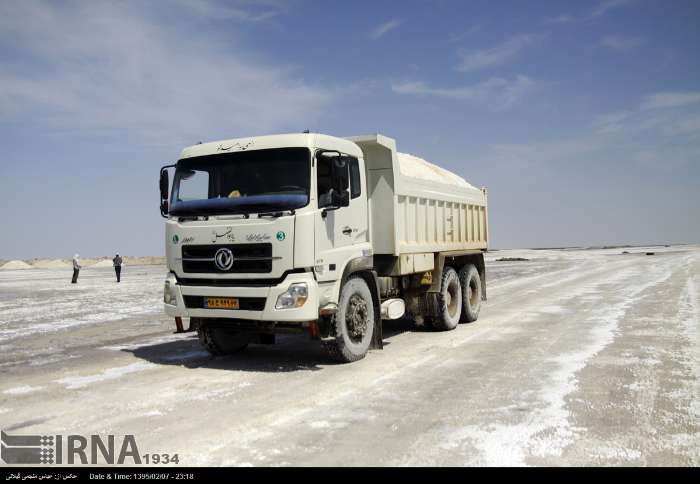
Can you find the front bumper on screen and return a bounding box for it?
[163,271,319,322]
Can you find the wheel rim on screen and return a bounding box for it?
[469,277,479,307]
[447,279,460,317]
[346,294,369,343]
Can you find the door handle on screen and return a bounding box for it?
[342,226,353,235]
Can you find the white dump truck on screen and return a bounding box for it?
[160,133,488,362]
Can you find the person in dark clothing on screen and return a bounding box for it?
[113,253,123,282]
[71,254,81,283]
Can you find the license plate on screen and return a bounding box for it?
[204,297,239,309]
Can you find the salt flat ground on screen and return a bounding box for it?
[0,246,698,466]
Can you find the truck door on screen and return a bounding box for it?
[314,153,369,283]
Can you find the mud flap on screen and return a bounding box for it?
[369,271,383,350]
[175,317,198,333]
[370,317,383,350]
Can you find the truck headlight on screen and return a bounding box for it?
[275,283,308,309]
[164,279,177,305]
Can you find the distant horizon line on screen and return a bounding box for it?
[2,242,699,262]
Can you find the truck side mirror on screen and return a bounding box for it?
[159,165,173,218]
[160,170,169,198]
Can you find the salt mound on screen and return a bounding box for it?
[93,259,117,268]
[397,152,476,190]
[1,260,33,270]
[30,259,71,269]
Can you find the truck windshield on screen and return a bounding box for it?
[169,148,310,216]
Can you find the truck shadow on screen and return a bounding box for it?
[382,316,430,338]
[122,317,426,373]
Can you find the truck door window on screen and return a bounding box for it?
[317,153,356,208]
[349,158,361,199]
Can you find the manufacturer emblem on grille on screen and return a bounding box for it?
[214,248,234,271]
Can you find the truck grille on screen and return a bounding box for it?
[181,244,273,273]
[183,296,266,311]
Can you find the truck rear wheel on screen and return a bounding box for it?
[197,323,250,356]
[430,266,462,331]
[459,264,481,323]
[322,276,375,363]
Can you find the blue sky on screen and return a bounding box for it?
[1,0,699,258]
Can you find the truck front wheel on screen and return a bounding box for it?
[197,323,250,356]
[459,264,482,323]
[322,276,375,363]
[430,266,462,331]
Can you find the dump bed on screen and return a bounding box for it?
[348,134,488,257]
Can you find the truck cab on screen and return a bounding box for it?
[161,133,488,362]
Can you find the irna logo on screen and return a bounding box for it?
[1,431,143,465]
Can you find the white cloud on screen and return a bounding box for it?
[369,19,401,40]
[592,110,634,134]
[484,91,700,183]
[448,24,483,43]
[0,1,332,146]
[591,0,635,17]
[457,34,541,72]
[392,75,537,109]
[544,14,575,25]
[546,0,636,24]
[641,91,700,110]
[486,137,602,172]
[600,35,644,52]
[169,0,285,22]
[481,88,700,176]
[592,91,700,139]
[667,116,700,136]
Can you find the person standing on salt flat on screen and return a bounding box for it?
[71,254,81,283]
[113,253,123,283]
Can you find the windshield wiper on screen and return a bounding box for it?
[178,215,209,222]
[258,209,296,219]
[215,213,250,219]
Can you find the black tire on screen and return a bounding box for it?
[322,276,375,363]
[459,264,482,323]
[197,323,249,356]
[189,317,202,332]
[430,266,461,331]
